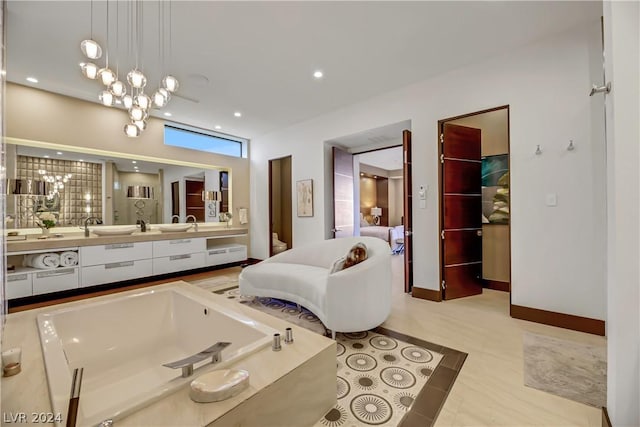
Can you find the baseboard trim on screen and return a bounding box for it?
[483,280,510,292]
[602,407,612,427]
[412,287,442,302]
[511,304,605,336]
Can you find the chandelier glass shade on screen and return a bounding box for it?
[162,75,179,92]
[99,90,114,107]
[127,69,147,89]
[81,62,99,80]
[80,39,102,59]
[98,67,116,86]
[79,0,179,137]
[124,123,141,138]
[109,80,126,97]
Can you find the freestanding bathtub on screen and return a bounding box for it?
[37,285,278,427]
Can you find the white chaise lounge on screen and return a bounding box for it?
[239,236,392,339]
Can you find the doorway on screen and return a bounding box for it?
[438,106,511,300]
[328,121,413,293]
[268,156,293,257]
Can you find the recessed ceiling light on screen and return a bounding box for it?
[164,112,172,117]
[26,77,39,83]
[79,159,84,162]
[56,152,63,155]
[44,155,50,158]
[234,112,242,118]
[135,170,139,173]
[214,125,221,130]
[313,70,323,79]
[132,160,137,164]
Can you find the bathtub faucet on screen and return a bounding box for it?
[163,342,231,378]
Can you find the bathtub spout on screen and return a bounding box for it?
[163,342,231,378]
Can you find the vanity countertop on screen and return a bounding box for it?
[6,226,248,253]
[0,281,336,426]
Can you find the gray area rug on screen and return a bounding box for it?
[523,332,606,408]
[202,282,447,426]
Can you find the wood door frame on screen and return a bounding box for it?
[437,105,511,302]
[351,138,413,293]
[268,156,292,257]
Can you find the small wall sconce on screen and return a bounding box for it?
[535,145,542,155]
[567,140,575,151]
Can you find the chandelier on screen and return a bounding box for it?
[37,169,72,199]
[79,0,179,138]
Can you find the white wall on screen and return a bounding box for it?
[250,20,607,321]
[604,1,640,425]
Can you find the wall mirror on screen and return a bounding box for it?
[5,142,230,229]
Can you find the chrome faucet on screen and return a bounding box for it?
[186,214,198,231]
[163,342,230,378]
[171,214,180,223]
[137,219,147,232]
[84,217,100,237]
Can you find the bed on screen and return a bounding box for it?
[360,225,393,243]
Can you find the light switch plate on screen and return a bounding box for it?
[546,193,558,207]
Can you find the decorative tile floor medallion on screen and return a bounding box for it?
[315,331,444,427]
[201,283,448,426]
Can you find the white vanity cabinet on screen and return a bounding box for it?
[6,247,80,298]
[152,237,206,275]
[80,242,153,287]
[205,244,247,266]
[5,273,33,299]
[32,268,79,295]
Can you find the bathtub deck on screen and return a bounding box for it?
[1,281,336,427]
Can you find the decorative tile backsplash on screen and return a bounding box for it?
[16,156,102,227]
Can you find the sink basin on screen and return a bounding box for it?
[158,223,194,232]
[90,226,138,236]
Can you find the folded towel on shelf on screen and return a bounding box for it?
[60,251,79,267]
[24,253,61,269]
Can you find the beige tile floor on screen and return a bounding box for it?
[189,257,604,426]
[383,256,605,427]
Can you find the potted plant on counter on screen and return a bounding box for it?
[36,212,57,236]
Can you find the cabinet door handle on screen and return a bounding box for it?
[105,243,134,250]
[170,239,191,245]
[36,268,75,278]
[209,249,226,255]
[105,261,135,269]
[169,254,192,261]
[229,247,245,253]
[7,274,28,282]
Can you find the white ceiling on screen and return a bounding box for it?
[6,1,601,140]
[358,147,404,173]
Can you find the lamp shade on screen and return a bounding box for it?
[370,207,382,217]
[126,185,154,199]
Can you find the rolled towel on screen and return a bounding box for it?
[24,253,60,269]
[60,251,79,267]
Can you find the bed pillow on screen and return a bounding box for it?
[343,242,368,269]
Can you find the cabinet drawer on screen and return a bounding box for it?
[152,252,205,275]
[153,238,205,258]
[6,273,33,299]
[80,242,153,266]
[81,259,153,287]
[32,268,79,295]
[205,245,247,266]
